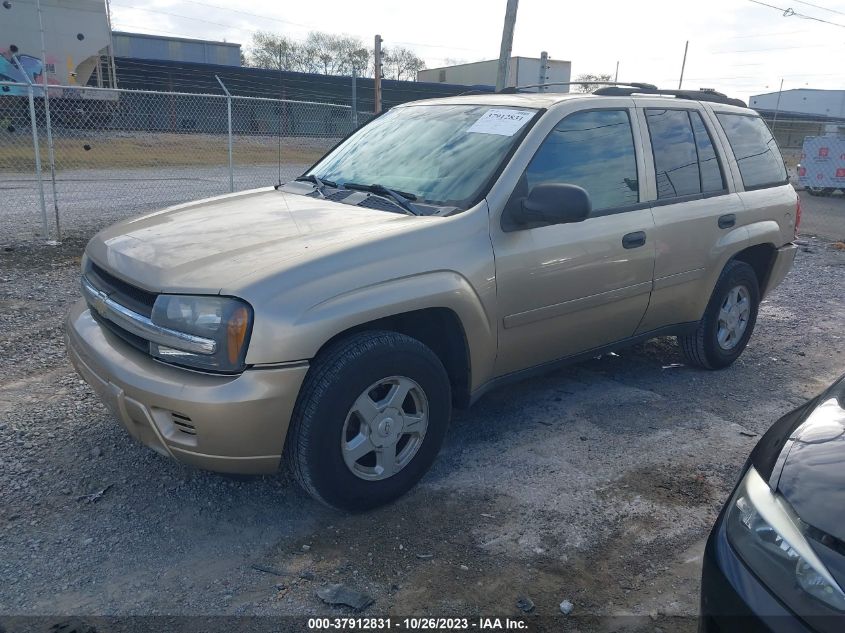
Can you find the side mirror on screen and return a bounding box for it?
[504,183,592,231]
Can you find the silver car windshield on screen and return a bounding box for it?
[307,104,539,209]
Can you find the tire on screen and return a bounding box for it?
[285,330,451,511]
[678,261,760,370]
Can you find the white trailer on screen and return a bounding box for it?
[798,135,845,195]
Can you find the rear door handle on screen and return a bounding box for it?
[718,214,736,229]
[622,231,647,249]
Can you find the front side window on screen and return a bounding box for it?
[717,113,787,189]
[522,109,639,212]
[308,104,538,208]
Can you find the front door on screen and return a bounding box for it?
[491,108,656,377]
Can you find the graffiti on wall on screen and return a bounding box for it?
[0,48,50,96]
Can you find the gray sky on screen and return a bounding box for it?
[108,0,845,100]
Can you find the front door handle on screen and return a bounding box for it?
[622,231,647,249]
[718,214,736,229]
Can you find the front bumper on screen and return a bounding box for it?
[66,300,309,474]
[700,512,816,633]
[762,243,798,299]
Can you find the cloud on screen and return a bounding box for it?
[107,0,845,100]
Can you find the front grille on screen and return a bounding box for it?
[90,310,150,354]
[87,262,157,317]
[85,262,159,355]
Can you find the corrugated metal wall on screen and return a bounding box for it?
[112,32,241,67]
[111,57,493,111]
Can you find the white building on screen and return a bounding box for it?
[418,57,572,93]
[750,89,845,119]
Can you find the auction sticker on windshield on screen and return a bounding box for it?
[467,109,535,136]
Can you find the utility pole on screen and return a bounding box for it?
[537,51,548,93]
[374,34,383,114]
[495,0,519,92]
[351,68,358,127]
[772,78,784,135]
[614,60,619,82]
[678,40,689,89]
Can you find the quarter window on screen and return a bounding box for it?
[717,113,787,189]
[523,110,639,212]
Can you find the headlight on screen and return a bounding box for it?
[150,295,252,373]
[726,466,845,614]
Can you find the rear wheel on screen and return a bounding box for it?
[285,331,451,511]
[678,261,760,369]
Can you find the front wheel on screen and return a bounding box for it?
[678,261,760,370]
[285,331,451,511]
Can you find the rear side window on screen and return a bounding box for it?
[690,112,725,193]
[646,109,700,198]
[524,109,639,212]
[646,109,725,199]
[717,113,787,189]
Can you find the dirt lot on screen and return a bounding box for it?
[0,132,331,170]
[1,210,844,632]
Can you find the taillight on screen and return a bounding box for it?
[794,196,802,238]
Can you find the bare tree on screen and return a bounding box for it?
[382,46,426,81]
[248,30,377,78]
[574,72,613,93]
[248,31,305,71]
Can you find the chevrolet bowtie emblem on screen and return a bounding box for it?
[93,293,108,317]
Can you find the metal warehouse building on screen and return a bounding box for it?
[751,88,845,119]
[111,31,242,67]
[751,88,845,149]
[418,56,572,93]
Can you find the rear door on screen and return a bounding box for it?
[633,101,746,333]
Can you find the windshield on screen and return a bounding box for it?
[307,104,539,209]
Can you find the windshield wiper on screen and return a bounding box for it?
[343,182,420,216]
[294,174,336,198]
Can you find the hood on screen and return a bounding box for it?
[85,187,419,293]
[770,377,845,544]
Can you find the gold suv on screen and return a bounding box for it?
[66,87,798,510]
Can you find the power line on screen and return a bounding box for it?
[792,0,845,16]
[746,0,845,27]
[711,43,833,52]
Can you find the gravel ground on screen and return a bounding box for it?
[798,191,845,241]
[1,206,844,631]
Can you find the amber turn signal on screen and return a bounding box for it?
[227,306,250,365]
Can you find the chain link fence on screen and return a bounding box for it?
[3,83,843,244]
[1,81,362,244]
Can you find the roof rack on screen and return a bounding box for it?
[498,81,747,107]
[498,81,656,94]
[592,86,747,107]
